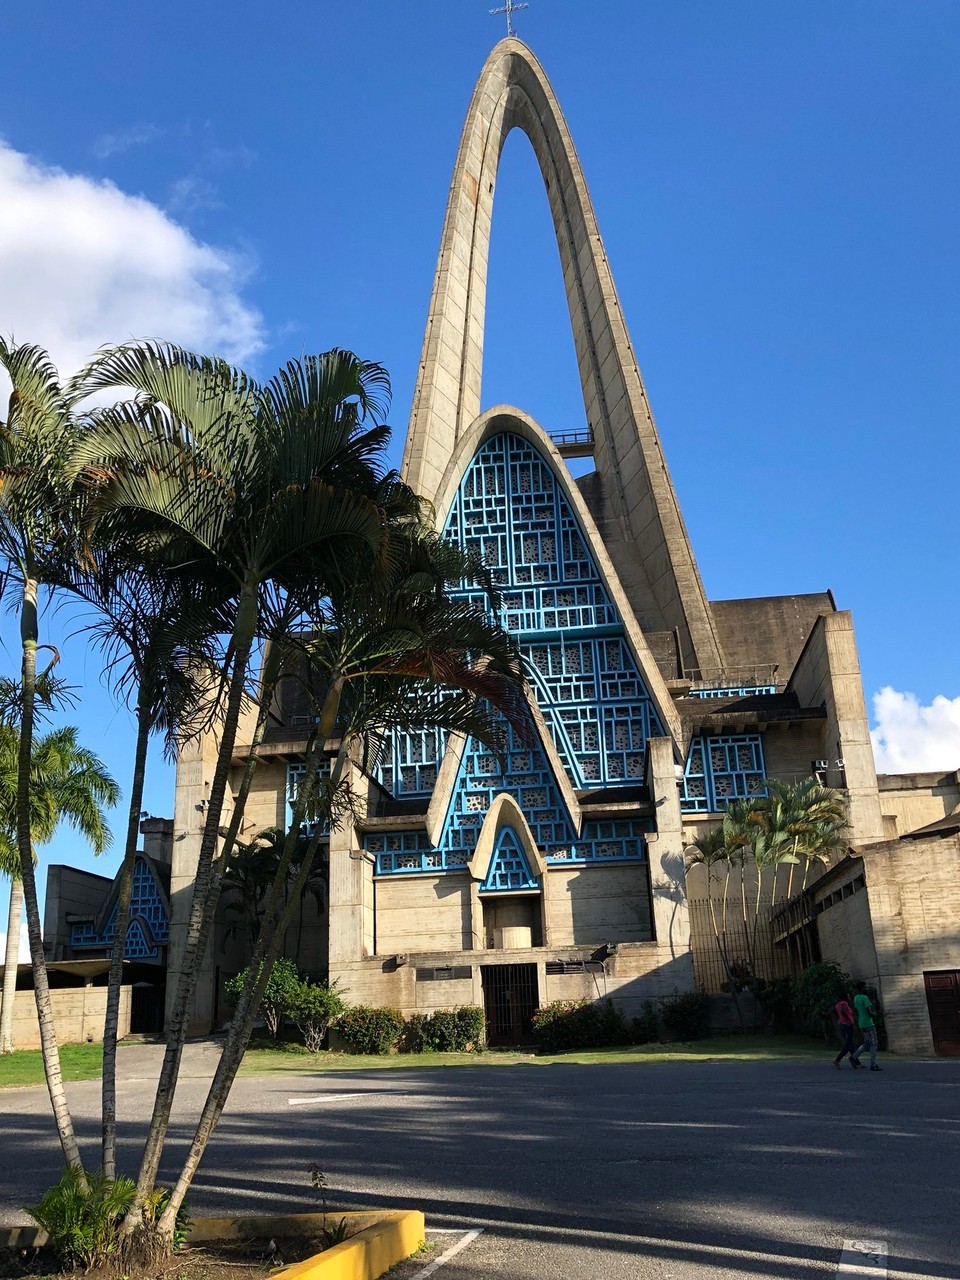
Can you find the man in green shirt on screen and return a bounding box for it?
[850,982,881,1071]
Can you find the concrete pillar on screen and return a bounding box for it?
[645,737,692,964]
[167,730,222,1034]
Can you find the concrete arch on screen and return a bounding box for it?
[470,794,547,884]
[402,37,724,672]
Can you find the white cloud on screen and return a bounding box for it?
[93,123,166,160]
[0,929,31,965]
[0,138,264,377]
[871,686,960,774]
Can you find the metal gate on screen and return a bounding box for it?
[481,963,539,1046]
[924,970,960,1057]
[130,983,165,1035]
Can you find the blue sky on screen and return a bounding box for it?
[1,0,959,936]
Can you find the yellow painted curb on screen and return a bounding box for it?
[188,1209,426,1280]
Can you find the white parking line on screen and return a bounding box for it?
[287,1090,407,1107]
[414,1229,483,1277]
[837,1239,887,1276]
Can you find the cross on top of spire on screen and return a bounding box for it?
[489,0,528,38]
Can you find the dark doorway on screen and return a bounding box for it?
[130,982,165,1035]
[924,970,960,1056]
[481,963,539,1046]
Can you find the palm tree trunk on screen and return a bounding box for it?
[102,705,151,1179]
[0,876,24,1052]
[127,585,260,1222]
[158,740,338,1235]
[157,690,346,1238]
[16,578,84,1170]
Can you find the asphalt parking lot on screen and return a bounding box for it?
[1,1046,958,1278]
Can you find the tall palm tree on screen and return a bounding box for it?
[762,778,848,897]
[0,339,96,1168]
[55,552,231,1179]
[157,521,526,1242]
[0,725,119,1053]
[71,342,438,1245]
[219,832,282,948]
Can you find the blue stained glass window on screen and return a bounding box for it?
[481,827,540,893]
[287,762,332,836]
[680,734,767,814]
[365,712,651,873]
[373,431,664,799]
[70,857,169,960]
[374,727,443,800]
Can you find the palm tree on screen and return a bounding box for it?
[219,832,282,949]
[0,725,119,1054]
[157,520,526,1242]
[0,339,96,1168]
[54,551,232,1180]
[762,778,848,897]
[71,342,444,1248]
[685,824,748,1029]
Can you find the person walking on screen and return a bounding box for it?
[850,981,881,1071]
[833,993,857,1068]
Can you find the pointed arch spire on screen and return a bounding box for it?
[403,37,724,673]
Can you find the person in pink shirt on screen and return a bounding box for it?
[833,994,859,1068]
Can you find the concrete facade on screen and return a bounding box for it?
[164,38,932,1046]
[793,833,960,1055]
[3,983,131,1051]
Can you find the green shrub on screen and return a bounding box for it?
[338,1005,405,1055]
[659,989,710,1041]
[142,1187,192,1253]
[453,1004,486,1050]
[286,978,346,1052]
[631,1000,660,1044]
[403,1013,431,1053]
[224,957,301,1038]
[531,997,631,1052]
[794,960,849,1030]
[29,1168,136,1270]
[755,976,795,1032]
[403,1006,486,1052]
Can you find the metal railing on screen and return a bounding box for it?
[688,898,793,994]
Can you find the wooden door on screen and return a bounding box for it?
[924,970,960,1057]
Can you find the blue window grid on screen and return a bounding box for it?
[481,828,540,893]
[688,685,777,699]
[374,726,444,799]
[365,829,459,874]
[680,734,768,814]
[373,432,664,800]
[69,857,168,960]
[367,705,651,874]
[287,762,333,836]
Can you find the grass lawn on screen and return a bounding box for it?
[0,1042,104,1089]
[238,1032,830,1075]
[0,1034,835,1088]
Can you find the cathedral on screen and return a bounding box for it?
[162,40,959,1051]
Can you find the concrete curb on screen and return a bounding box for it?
[189,1210,426,1279]
[2,1210,427,1280]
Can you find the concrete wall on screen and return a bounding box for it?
[547,865,652,945]
[787,613,884,845]
[375,876,472,955]
[815,835,960,1054]
[331,940,696,1024]
[43,865,112,961]
[10,985,131,1050]
[814,869,878,984]
[877,771,960,839]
